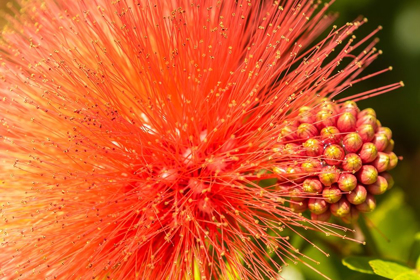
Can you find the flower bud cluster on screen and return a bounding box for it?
[274,100,397,223]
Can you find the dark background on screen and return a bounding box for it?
[1,0,419,279]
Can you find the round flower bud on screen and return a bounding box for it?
[320,99,338,113]
[357,165,378,185]
[337,112,356,132]
[338,173,357,192]
[342,153,363,172]
[323,144,345,166]
[372,152,390,173]
[311,211,331,222]
[342,132,363,153]
[358,108,376,119]
[367,176,388,195]
[316,110,336,129]
[372,133,389,152]
[303,138,323,157]
[302,178,323,193]
[320,126,341,145]
[298,106,316,124]
[290,187,305,202]
[322,185,342,203]
[381,172,394,190]
[383,139,395,153]
[283,143,303,157]
[377,126,392,140]
[330,198,351,217]
[280,125,297,141]
[301,159,322,173]
[357,124,375,142]
[290,199,308,213]
[356,194,376,213]
[347,184,367,205]
[319,166,340,186]
[297,123,318,139]
[356,114,378,131]
[308,198,328,214]
[387,152,398,171]
[285,166,304,182]
[359,142,378,163]
[341,208,360,224]
[340,101,360,117]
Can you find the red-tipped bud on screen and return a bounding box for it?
[322,185,342,203]
[358,108,376,119]
[383,138,395,153]
[330,198,351,217]
[347,184,367,205]
[290,199,308,213]
[298,106,316,124]
[319,166,340,186]
[372,152,390,173]
[311,211,331,222]
[342,132,363,153]
[359,142,378,163]
[357,165,378,185]
[356,114,378,131]
[320,99,338,113]
[303,138,323,157]
[341,208,360,224]
[274,165,303,182]
[340,101,360,117]
[290,188,306,202]
[279,125,297,141]
[372,133,389,152]
[377,126,392,140]
[387,152,398,171]
[301,159,322,173]
[367,176,388,195]
[320,126,341,145]
[297,123,318,139]
[323,144,345,166]
[338,173,357,191]
[283,143,304,157]
[316,110,336,129]
[381,172,395,190]
[357,124,375,142]
[302,178,323,193]
[342,153,363,172]
[337,112,357,132]
[308,198,329,214]
[356,194,376,213]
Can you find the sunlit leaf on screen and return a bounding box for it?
[369,260,411,279]
[394,271,420,280]
[342,256,375,274]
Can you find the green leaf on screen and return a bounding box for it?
[368,189,420,260]
[369,260,411,279]
[416,255,420,270]
[408,233,420,267]
[394,271,420,280]
[342,256,376,274]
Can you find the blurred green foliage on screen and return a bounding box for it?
[1,0,419,279]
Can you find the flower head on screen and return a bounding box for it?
[0,0,402,279]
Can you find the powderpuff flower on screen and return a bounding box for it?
[0,0,402,279]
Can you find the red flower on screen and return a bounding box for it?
[0,1,402,279]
